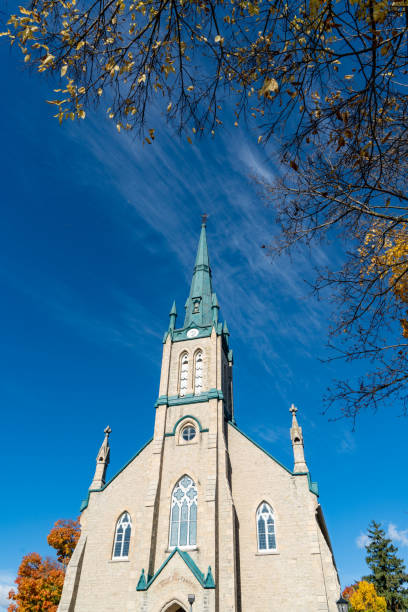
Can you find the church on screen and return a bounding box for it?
[58,221,341,612]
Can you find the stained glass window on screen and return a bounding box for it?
[179,353,189,397]
[113,512,132,558]
[194,352,203,395]
[169,476,197,548]
[256,503,276,551]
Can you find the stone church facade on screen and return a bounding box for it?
[58,222,340,612]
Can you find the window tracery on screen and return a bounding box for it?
[169,476,197,548]
[113,512,132,558]
[256,502,276,551]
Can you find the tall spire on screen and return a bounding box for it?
[90,426,111,489]
[183,217,214,328]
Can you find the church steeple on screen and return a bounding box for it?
[183,217,214,328]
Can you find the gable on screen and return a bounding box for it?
[80,438,153,511]
[228,422,318,496]
[136,548,215,591]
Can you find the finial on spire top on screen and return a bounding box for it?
[104,425,112,436]
[201,212,208,226]
[289,403,298,416]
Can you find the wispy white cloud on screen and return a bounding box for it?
[70,118,330,394]
[2,112,333,402]
[253,425,289,444]
[337,430,356,454]
[0,571,15,611]
[356,533,370,549]
[388,523,408,547]
[356,523,408,550]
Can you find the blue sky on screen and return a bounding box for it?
[1,31,407,610]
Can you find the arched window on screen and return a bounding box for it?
[256,502,276,551]
[169,476,197,548]
[179,353,189,397]
[194,352,203,395]
[113,512,132,559]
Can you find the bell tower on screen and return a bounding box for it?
[155,217,233,421]
[138,218,238,612]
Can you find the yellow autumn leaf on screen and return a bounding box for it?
[42,53,55,66]
[259,77,279,97]
[61,64,68,77]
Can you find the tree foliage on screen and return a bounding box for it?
[2,0,408,417]
[47,518,80,567]
[364,520,408,611]
[343,583,358,602]
[8,518,80,611]
[348,580,386,612]
[7,553,65,612]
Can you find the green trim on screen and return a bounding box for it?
[136,548,216,591]
[156,395,168,406]
[228,423,319,497]
[155,389,224,408]
[204,566,215,588]
[164,414,209,437]
[80,438,153,512]
[171,325,213,342]
[136,568,147,590]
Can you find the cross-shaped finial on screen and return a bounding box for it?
[289,403,298,415]
[201,213,208,226]
[104,425,112,436]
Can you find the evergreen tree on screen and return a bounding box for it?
[363,521,408,611]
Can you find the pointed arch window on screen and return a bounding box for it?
[179,353,189,397]
[169,476,197,549]
[113,512,132,559]
[194,352,203,395]
[256,502,276,551]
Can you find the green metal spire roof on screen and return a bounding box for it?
[183,221,214,327]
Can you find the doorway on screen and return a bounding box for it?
[164,605,186,612]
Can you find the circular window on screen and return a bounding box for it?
[182,425,196,441]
